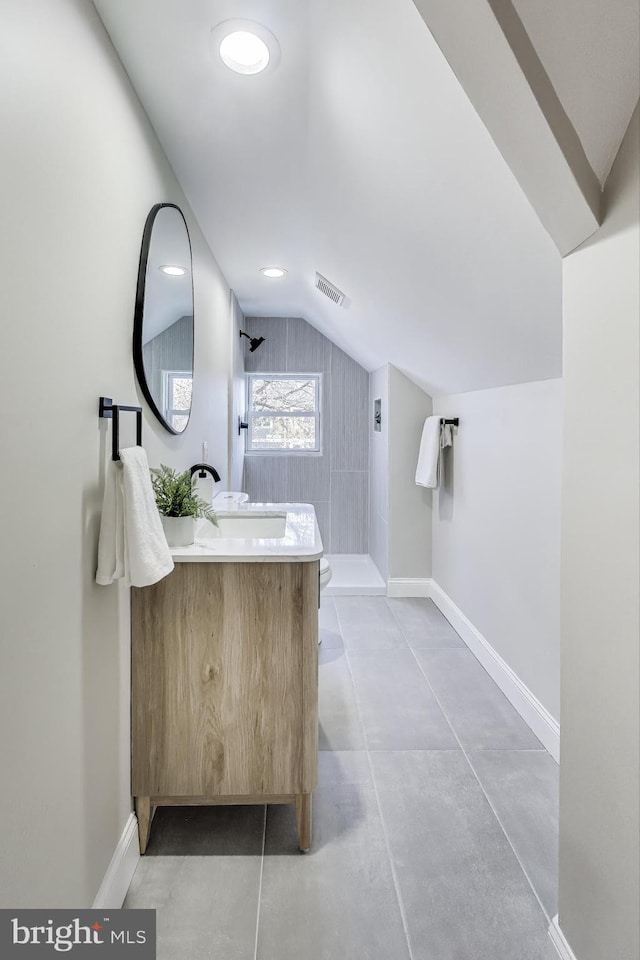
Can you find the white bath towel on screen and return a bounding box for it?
[416,416,448,488]
[96,447,174,588]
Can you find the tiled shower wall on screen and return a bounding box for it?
[142,314,193,401]
[242,317,369,553]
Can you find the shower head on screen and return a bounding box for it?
[240,330,265,352]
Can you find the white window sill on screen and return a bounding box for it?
[244,449,323,457]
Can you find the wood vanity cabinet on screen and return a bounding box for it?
[131,559,319,853]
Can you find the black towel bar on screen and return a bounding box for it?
[441,418,459,427]
[99,397,143,462]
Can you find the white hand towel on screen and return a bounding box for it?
[415,416,443,488]
[96,460,126,585]
[96,447,174,588]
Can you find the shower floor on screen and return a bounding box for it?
[322,554,386,596]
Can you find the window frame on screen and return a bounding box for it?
[245,372,323,456]
[162,369,193,433]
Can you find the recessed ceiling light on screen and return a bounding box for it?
[159,265,187,276]
[220,31,269,75]
[211,20,280,77]
[261,267,287,278]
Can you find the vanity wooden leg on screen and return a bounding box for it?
[295,793,312,853]
[135,796,151,855]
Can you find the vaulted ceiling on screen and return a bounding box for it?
[93,0,638,396]
[512,0,639,185]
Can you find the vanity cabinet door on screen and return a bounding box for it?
[131,561,318,799]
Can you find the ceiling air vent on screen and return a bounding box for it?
[314,272,346,306]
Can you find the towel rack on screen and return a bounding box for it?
[99,396,143,462]
[441,418,459,427]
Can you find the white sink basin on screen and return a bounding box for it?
[201,511,287,540]
[171,503,322,562]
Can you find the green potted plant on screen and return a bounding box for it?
[151,465,217,547]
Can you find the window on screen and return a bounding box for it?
[246,374,321,453]
[162,370,193,432]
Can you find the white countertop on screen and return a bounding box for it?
[170,502,324,563]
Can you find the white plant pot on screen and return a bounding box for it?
[161,515,195,548]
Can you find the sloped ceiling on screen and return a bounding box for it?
[512,0,640,186]
[94,0,565,396]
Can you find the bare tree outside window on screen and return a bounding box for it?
[247,375,321,452]
[164,371,193,432]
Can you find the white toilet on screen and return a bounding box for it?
[319,556,332,591]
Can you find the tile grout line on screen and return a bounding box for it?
[457,750,555,924]
[385,600,555,925]
[333,601,417,960]
[252,804,267,960]
[413,654,554,923]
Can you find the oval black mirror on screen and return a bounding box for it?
[133,203,194,434]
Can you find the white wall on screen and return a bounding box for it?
[369,366,389,580]
[388,366,433,581]
[558,105,639,960]
[0,0,231,907]
[369,365,433,584]
[432,379,563,720]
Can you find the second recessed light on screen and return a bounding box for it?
[159,265,187,276]
[212,20,280,77]
[261,267,287,278]
[220,31,269,74]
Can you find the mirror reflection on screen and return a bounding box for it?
[133,203,194,434]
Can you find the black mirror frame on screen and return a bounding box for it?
[133,202,195,436]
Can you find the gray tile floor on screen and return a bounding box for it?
[125,596,559,960]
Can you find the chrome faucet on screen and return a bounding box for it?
[190,463,221,482]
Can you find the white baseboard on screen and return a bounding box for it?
[92,813,140,909]
[386,578,431,598]
[428,580,560,761]
[549,916,578,960]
